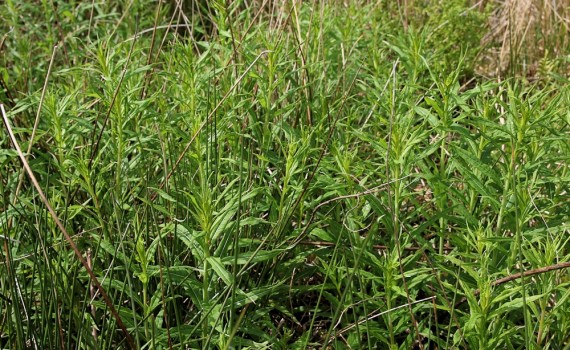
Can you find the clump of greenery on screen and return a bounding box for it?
[1,1,569,349]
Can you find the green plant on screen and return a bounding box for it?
[1,1,569,349]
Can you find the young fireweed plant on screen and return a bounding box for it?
[1,1,569,349]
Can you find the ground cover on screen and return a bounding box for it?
[1,1,569,349]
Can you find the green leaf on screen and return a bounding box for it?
[425,96,444,119]
[451,143,501,185]
[491,293,546,316]
[452,159,500,208]
[151,188,178,203]
[221,249,284,265]
[176,224,205,262]
[309,228,335,242]
[206,256,234,286]
[415,106,440,128]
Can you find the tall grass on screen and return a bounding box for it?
[1,0,569,349]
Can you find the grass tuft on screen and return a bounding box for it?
[1,0,569,349]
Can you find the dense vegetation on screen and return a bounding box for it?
[1,1,569,349]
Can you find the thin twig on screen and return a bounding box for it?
[291,175,412,247]
[337,296,435,337]
[455,262,570,307]
[2,45,58,350]
[1,104,135,348]
[297,240,455,252]
[13,45,59,200]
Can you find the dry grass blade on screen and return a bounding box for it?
[478,0,570,78]
[0,104,135,349]
[456,262,570,307]
[11,45,58,202]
